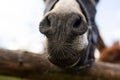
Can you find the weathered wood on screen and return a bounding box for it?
[0,48,120,80]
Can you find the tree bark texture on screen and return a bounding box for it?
[0,48,120,80]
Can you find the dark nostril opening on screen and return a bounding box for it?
[71,15,88,35]
[39,16,51,34]
[73,17,81,28]
[45,16,51,27]
[40,16,51,28]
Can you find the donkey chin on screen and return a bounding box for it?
[47,31,89,67]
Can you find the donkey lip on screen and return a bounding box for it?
[48,54,80,67]
[47,45,82,67]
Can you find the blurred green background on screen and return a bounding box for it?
[0,76,20,80]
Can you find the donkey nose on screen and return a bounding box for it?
[39,13,87,36]
[39,15,51,35]
[39,13,57,36]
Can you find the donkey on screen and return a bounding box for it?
[40,0,106,69]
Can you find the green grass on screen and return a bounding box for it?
[0,76,20,80]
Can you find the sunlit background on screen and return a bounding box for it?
[0,0,120,54]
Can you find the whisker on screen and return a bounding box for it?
[63,42,81,46]
[60,46,66,59]
[49,47,57,58]
[63,46,77,59]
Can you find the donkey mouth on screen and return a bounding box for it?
[47,43,84,67]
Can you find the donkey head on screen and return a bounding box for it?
[40,0,96,68]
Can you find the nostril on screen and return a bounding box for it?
[40,16,51,28]
[45,16,51,27]
[71,15,88,35]
[73,17,81,28]
[39,13,57,36]
[39,16,51,34]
